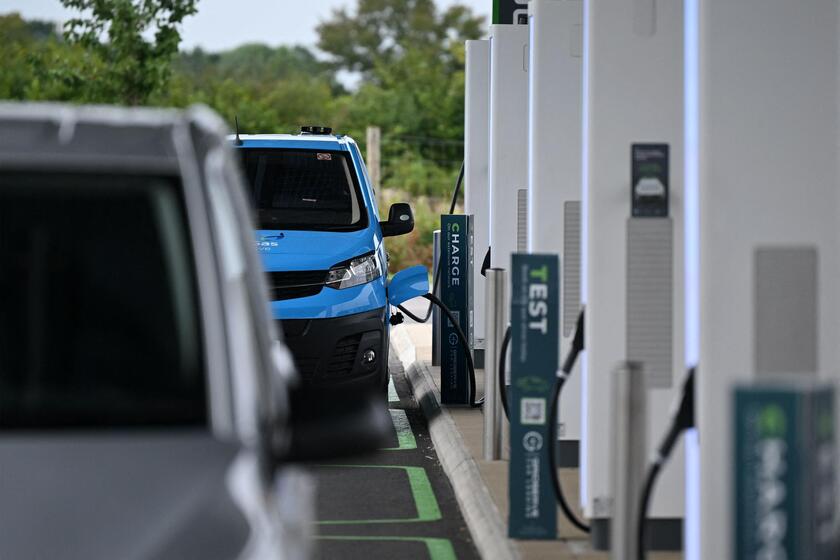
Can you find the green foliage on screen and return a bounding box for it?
[0,0,484,270]
[316,0,482,80]
[60,0,198,105]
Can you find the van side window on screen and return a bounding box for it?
[0,173,206,429]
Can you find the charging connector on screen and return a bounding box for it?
[636,367,695,560]
[498,325,511,420]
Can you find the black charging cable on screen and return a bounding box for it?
[637,367,695,560]
[550,309,590,533]
[416,292,483,408]
[498,325,511,420]
[397,162,464,325]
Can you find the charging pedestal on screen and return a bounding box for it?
[686,3,840,558]
[440,214,475,405]
[488,22,529,304]
[465,39,491,368]
[582,1,684,549]
[508,253,559,540]
[527,0,583,468]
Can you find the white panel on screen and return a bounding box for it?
[489,24,529,281]
[465,39,491,347]
[583,0,684,519]
[693,2,840,558]
[528,0,583,442]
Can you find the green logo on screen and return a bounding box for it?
[758,405,786,438]
[818,411,834,439]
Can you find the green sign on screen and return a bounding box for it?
[508,253,558,540]
[440,214,474,404]
[734,384,836,560]
[493,0,529,25]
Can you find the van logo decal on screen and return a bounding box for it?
[257,233,284,252]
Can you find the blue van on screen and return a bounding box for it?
[233,127,425,393]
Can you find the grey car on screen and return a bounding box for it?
[0,103,390,560]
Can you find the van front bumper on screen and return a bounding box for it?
[278,307,388,389]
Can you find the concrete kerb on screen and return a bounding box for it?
[391,326,520,560]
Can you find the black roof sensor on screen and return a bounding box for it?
[300,125,333,135]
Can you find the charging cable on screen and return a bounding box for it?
[397,162,464,325]
[636,367,696,560]
[419,292,483,408]
[549,309,590,533]
[498,325,511,420]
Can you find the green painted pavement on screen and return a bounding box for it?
[317,536,457,560]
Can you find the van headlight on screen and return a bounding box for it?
[325,253,382,289]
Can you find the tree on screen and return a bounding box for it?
[316,0,483,79]
[60,0,198,105]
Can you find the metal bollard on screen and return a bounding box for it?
[484,268,507,461]
[610,362,647,560]
[432,229,441,366]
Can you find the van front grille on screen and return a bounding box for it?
[267,270,328,301]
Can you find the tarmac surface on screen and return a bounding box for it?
[312,347,479,560]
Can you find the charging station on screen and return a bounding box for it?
[582,0,685,549]
[527,0,583,466]
[465,39,490,367]
[488,22,529,301]
[686,2,840,558]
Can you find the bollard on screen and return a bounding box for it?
[432,229,441,367]
[610,362,647,560]
[484,268,507,461]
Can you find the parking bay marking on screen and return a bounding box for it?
[316,465,441,524]
[382,409,417,451]
[317,536,456,560]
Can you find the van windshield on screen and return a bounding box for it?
[240,148,368,231]
[0,173,206,430]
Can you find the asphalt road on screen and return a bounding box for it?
[312,353,478,560]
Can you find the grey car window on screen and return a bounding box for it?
[0,172,206,429]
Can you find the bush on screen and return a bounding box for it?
[380,188,460,274]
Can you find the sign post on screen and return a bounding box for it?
[508,253,558,539]
[440,214,474,405]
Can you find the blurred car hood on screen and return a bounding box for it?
[0,431,252,560]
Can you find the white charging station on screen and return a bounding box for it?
[527,0,583,462]
[582,0,685,549]
[686,2,840,559]
[465,39,491,362]
[488,23,529,285]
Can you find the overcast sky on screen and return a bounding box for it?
[0,0,491,52]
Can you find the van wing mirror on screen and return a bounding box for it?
[388,265,430,307]
[279,382,391,463]
[380,203,414,237]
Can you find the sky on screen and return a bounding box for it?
[0,0,492,52]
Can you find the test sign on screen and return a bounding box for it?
[508,253,559,539]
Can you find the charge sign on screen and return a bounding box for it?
[440,214,474,405]
[508,253,559,540]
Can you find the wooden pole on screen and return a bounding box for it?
[366,126,382,205]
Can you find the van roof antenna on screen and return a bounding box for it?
[234,116,243,146]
